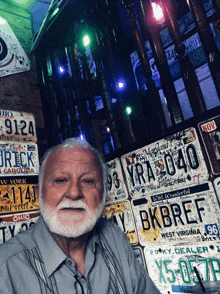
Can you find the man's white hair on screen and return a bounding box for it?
[38,137,108,200]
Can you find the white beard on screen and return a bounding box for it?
[39,194,105,238]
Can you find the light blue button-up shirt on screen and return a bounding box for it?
[0,216,160,294]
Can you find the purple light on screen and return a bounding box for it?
[59,66,64,73]
[118,82,124,88]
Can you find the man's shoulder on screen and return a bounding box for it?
[97,217,123,233]
[96,218,129,244]
[0,223,36,266]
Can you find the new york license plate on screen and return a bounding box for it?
[0,176,39,214]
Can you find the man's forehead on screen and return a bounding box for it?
[47,145,99,165]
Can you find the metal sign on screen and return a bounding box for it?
[0,142,39,176]
[133,246,146,267]
[106,158,128,204]
[0,175,39,214]
[198,115,220,175]
[0,211,39,244]
[183,33,202,56]
[0,109,37,142]
[131,182,220,246]
[144,243,220,294]
[0,16,30,78]
[102,200,138,244]
[121,128,208,198]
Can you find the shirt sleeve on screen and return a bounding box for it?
[105,220,161,294]
[0,261,15,293]
[123,234,161,294]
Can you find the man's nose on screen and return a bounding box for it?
[66,181,83,199]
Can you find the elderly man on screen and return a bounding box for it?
[0,138,160,294]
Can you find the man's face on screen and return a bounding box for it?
[39,145,105,238]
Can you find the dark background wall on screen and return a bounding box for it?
[0,1,46,156]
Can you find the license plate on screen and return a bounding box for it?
[198,115,220,175]
[0,110,37,142]
[131,182,220,246]
[0,176,39,214]
[102,200,138,244]
[106,158,128,204]
[121,128,209,198]
[184,33,202,55]
[165,44,177,65]
[0,211,39,243]
[0,141,39,176]
[144,243,220,294]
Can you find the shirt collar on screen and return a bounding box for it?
[33,215,102,277]
[87,220,102,254]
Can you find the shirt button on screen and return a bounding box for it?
[67,259,72,266]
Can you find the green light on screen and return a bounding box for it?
[126,106,132,115]
[51,7,59,19]
[83,35,90,47]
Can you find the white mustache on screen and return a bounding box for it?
[57,199,88,210]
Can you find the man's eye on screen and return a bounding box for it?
[55,178,67,183]
[82,179,94,185]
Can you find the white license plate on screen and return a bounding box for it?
[144,243,220,294]
[0,142,39,176]
[121,128,208,198]
[0,212,39,243]
[106,158,128,204]
[132,182,220,245]
[0,110,37,142]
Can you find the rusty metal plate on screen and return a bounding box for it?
[102,200,138,245]
[121,128,208,198]
[0,110,37,142]
[0,211,39,244]
[144,243,220,294]
[106,158,128,204]
[0,142,39,176]
[131,182,220,246]
[0,176,39,214]
[198,115,220,175]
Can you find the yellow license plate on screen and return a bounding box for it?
[0,184,39,214]
[102,201,138,244]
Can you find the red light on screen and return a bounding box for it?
[151,2,165,24]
